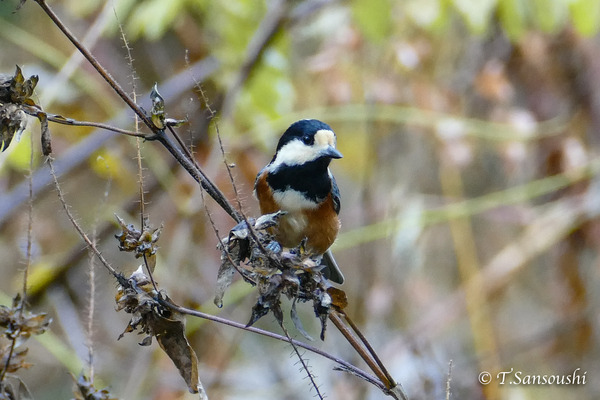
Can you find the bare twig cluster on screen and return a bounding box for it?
[0,294,51,399]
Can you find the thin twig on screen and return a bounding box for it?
[43,112,148,138]
[328,312,409,399]
[86,231,97,382]
[117,16,159,294]
[0,332,17,387]
[185,58,283,270]
[22,103,147,138]
[342,311,397,387]
[328,312,391,388]
[446,360,453,400]
[160,298,389,394]
[278,319,325,399]
[48,158,122,282]
[23,123,35,303]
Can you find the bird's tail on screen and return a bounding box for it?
[322,249,344,284]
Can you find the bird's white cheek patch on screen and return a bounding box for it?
[273,189,319,211]
[270,129,336,169]
[271,141,317,168]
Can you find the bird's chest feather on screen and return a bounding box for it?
[254,167,339,254]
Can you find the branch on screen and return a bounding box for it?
[329,312,407,400]
[48,157,123,284]
[32,0,153,130]
[20,105,148,138]
[160,298,390,394]
[0,56,219,229]
[31,0,241,222]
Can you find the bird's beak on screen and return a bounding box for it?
[323,146,343,159]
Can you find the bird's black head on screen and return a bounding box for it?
[270,119,342,168]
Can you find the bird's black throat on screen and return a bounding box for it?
[267,158,332,203]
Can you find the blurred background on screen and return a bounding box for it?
[1,0,600,399]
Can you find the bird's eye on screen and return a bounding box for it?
[302,135,313,145]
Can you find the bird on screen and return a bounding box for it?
[254,119,345,284]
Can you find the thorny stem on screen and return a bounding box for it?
[186,66,284,269]
[48,158,123,283]
[446,360,453,400]
[0,331,17,387]
[160,299,390,394]
[277,319,324,399]
[23,127,34,302]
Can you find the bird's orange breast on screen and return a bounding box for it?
[255,171,340,255]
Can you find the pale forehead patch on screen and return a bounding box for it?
[314,129,336,147]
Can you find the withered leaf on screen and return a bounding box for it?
[114,215,162,271]
[115,269,204,395]
[0,294,52,339]
[214,259,236,308]
[290,299,313,341]
[1,66,38,104]
[246,274,283,327]
[71,373,118,400]
[0,66,51,155]
[0,103,27,152]
[0,375,33,400]
[0,347,32,374]
[38,111,51,156]
[327,287,348,311]
[246,301,271,328]
[152,310,203,394]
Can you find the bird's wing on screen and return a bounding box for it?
[330,173,341,215]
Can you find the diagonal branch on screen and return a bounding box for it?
[32,0,153,129]
[160,298,389,394]
[32,0,241,223]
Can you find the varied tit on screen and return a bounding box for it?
[254,119,345,284]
